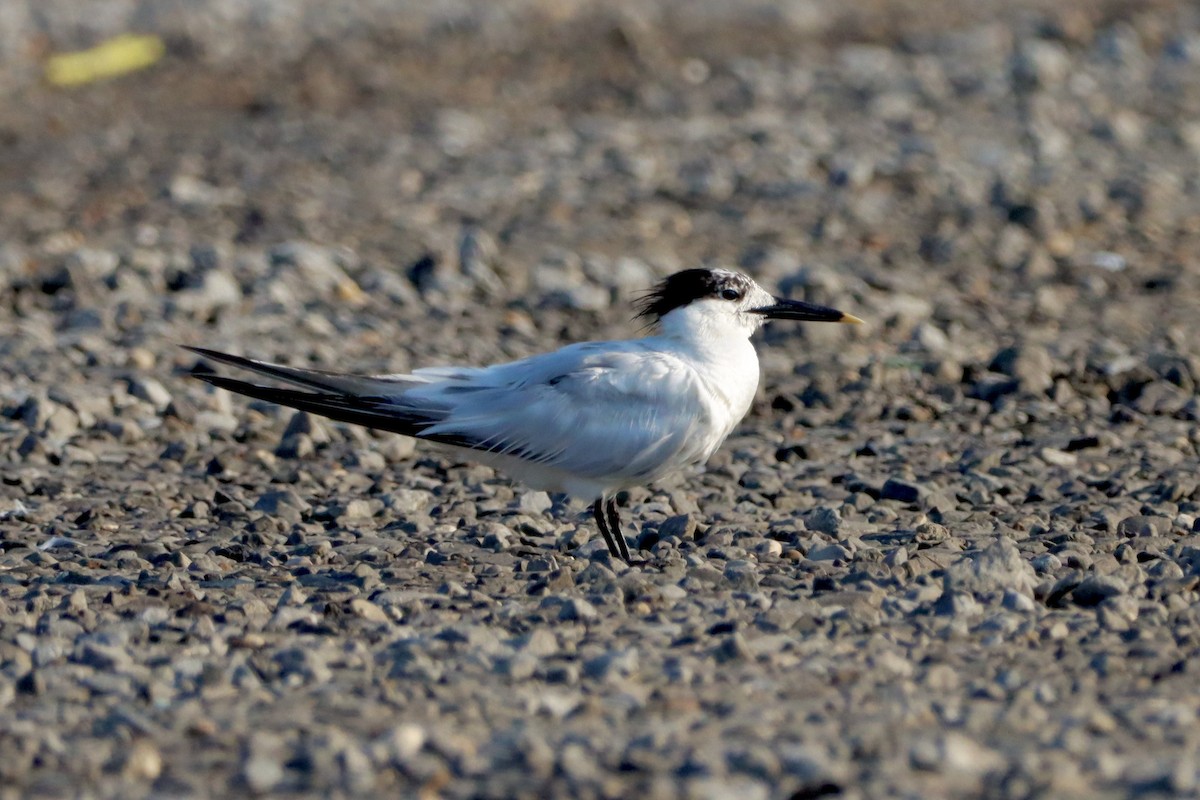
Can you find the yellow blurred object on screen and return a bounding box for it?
[45,33,165,87]
[336,278,368,307]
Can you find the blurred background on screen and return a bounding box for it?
[3,0,1198,384]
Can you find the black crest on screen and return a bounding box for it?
[635,269,754,322]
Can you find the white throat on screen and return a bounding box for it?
[652,299,764,429]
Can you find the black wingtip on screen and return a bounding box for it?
[181,346,327,390]
[182,345,216,358]
[189,372,249,392]
[182,345,256,368]
[188,373,444,442]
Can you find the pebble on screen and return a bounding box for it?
[990,344,1054,394]
[944,538,1038,600]
[514,491,553,515]
[802,507,842,535]
[545,596,598,622]
[347,598,390,623]
[1071,575,1128,607]
[658,513,698,541]
[243,736,287,793]
[0,8,1196,799]
[723,561,760,590]
[881,478,926,504]
[807,544,851,562]
[1117,515,1168,537]
[121,740,164,781]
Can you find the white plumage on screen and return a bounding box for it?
[188,268,860,562]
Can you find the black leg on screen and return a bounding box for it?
[592,499,621,560]
[604,496,632,563]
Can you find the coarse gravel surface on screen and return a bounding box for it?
[3,1,1200,798]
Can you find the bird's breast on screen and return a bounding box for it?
[688,340,761,441]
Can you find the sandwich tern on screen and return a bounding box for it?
[186,268,861,562]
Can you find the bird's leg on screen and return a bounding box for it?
[604,496,632,563]
[592,499,622,561]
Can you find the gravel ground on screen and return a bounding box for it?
[3,1,1200,798]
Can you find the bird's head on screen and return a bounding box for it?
[636,268,862,341]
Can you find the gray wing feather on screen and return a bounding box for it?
[189,343,716,483]
[411,345,713,481]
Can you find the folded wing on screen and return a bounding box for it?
[187,343,714,484]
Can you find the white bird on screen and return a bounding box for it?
[186,268,861,562]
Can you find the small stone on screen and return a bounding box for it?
[515,628,559,657]
[807,544,850,562]
[515,491,552,515]
[243,744,286,793]
[339,499,375,520]
[122,739,163,781]
[270,241,359,299]
[1031,553,1062,573]
[990,344,1054,394]
[944,538,1037,599]
[254,489,309,515]
[275,434,315,459]
[385,489,431,515]
[727,746,781,782]
[1089,251,1127,272]
[348,598,390,623]
[282,411,329,443]
[378,724,426,762]
[724,561,760,590]
[802,506,841,535]
[73,641,133,671]
[1117,515,1167,537]
[1002,589,1036,612]
[128,377,173,411]
[971,375,1020,404]
[526,556,558,573]
[910,732,1005,775]
[67,589,89,615]
[379,436,417,462]
[914,522,950,544]
[45,405,80,438]
[548,597,597,622]
[934,590,981,617]
[480,523,513,551]
[181,270,242,313]
[583,648,638,681]
[713,633,752,663]
[753,539,783,558]
[881,478,926,503]
[1097,594,1139,630]
[1071,575,1127,607]
[1039,447,1077,467]
[658,513,698,541]
[1011,40,1071,89]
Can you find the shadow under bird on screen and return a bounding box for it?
[186,268,861,562]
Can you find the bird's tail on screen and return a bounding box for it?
[184,346,441,437]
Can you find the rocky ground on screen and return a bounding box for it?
[3,1,1200,797]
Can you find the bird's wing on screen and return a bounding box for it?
[187,343,718,483]
[409,344,717,482]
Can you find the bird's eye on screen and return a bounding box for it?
[720,288,741,301]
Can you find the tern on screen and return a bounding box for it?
[186,268,861,562]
